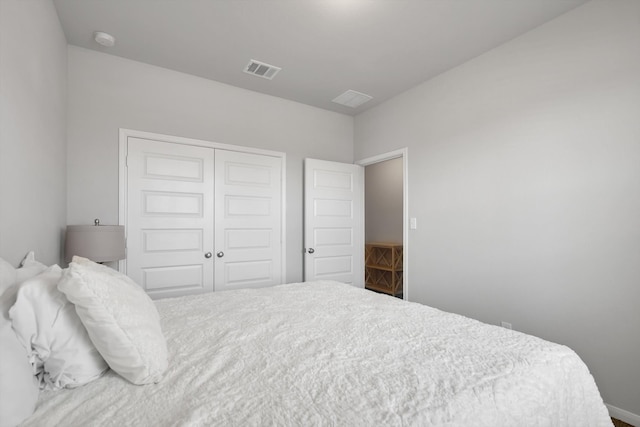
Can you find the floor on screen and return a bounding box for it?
[612,418,635,427]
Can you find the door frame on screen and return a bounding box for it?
[356,148,409,301]
[118,128,287,284]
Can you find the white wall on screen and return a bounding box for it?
[355,0,640,418]
[67,46,353,283]
[365,158,403,244]
[0,0,67,266]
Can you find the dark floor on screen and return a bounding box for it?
[612,418,635,427]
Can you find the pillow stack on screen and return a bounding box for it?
[1,252,169,426]
[10,265,109,389]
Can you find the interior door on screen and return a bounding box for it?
[126,137,215,299]
[214,150,283,291]
[304,158,364,286]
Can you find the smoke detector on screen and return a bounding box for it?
[94,31,115,47]
[243,59,281,80]
[332,90,373,108]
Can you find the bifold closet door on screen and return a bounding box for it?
[213,150,282,291]
[126,137,215,299]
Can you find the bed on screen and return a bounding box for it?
[2,255,612,426]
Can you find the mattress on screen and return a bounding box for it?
[23,280,612,426]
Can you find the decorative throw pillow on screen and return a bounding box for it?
[57,256,168,385]
[0,272,39,427]
[10,265,109,390]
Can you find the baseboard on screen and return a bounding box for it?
[607,403,640,426]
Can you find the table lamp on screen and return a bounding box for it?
[65,219,125,263]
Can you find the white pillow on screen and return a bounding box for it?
[0,252,48,426]
[15,251,48,284]
[10,265,109,390]
[0,275,39,427]
[57,256,168,385]
[0,252,47,295]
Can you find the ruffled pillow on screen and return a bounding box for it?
[57,257,168,385]
[10,265,109,390]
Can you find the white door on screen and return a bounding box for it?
[214,150,283,291]
[126,137,215,299]
[304,158,364,286]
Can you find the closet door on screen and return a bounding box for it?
[214,150,282,291]
[126,137,215,299]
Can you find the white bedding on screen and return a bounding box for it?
[23,281,612,426]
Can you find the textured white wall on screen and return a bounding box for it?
[0,0,67,266]
[365,158,403,244]
[355,0,640,417]
[66,47,354,283]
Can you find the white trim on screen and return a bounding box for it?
[118,129,128,274]
[280,153,287,285]
[119,128,283,157]
[355,163,365,287]
[357,148,406,166]
[607,403,640,426]
[356,148,409,301]
[118,128,286,284]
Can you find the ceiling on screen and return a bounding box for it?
[53,0,589,115]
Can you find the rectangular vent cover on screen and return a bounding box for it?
[244,59,281,80]
[332,90,373,108]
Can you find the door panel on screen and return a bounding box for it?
[127,137,215,299]
[226,228,272,249]
[142,229,203,252]
[143,155,204,181]
[304,158,364,286]
[142,265,204,292]
[214,150,282,291]
[314,227,352,246]
[225,260,273,285]
[142,191,204,215]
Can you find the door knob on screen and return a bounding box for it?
[307,248,315,254]
[204,252,212,259]
[216,251,224,258]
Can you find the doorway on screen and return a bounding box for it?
[357,149,408,300]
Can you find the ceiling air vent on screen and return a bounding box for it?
[332,90,373,108]
[243,59,281,80]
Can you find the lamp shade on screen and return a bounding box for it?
[65,225,125,263]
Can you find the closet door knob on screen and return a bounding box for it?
[204,252,212,259]
[216,251,224,258]
[307,248,315,254]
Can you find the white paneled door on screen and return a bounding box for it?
[125,134,284,298]
[214,150,282,291]
[127,137,215,299]
[304,158,364,286]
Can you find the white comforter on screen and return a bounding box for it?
[24,281,611,426]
